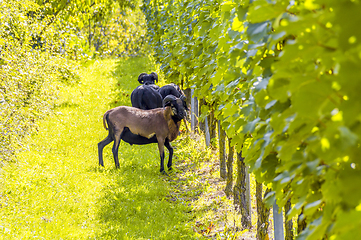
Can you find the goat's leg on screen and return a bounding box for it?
[98,134,113,167]
[112,130,122,168]
[157,137,166,173]
[165,139,173,171]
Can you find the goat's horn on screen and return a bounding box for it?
[150,72,158,82]
[180,95,186,101]
[163,95,177,107]
[138,73,147,83]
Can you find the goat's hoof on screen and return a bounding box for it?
[161,170,169,176]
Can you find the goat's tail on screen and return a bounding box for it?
[103,110,111,130]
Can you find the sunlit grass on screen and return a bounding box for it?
[0,57,200,239]
[0,56,262,240]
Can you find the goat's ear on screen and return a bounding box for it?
[138,73,147,84]
[150,72,158,83]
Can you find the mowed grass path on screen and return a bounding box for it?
[0,58,201,239]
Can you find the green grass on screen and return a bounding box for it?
[0,57,262,240]
[0,57,205,239]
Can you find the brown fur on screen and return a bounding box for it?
[165,110,181,141]
[98,95,185,172]
[104,106,177,140]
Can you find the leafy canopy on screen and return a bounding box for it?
[142,0,361,239]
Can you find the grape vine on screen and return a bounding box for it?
[143,0,361,238]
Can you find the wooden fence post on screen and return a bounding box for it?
[198,98,205,132]
[285,198,294,240]
[245,166,251,217]
[234,151,252,229]
[207,102,217,148]
[225,139,234,197]
[297,209,307,234]
[218,121,226,179]
[256,181,271,240]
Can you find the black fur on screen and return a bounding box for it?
[138,72,158,85]
[121,127,157,145]
[159,84,188,111]
[130,85,162,110]
[158,83,183,99]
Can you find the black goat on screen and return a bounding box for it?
[159,83,188,110]
[131,72,162,110]
[159,83,189,132]
[137,72,159,88]
[98,95,186,173]
[131,85,163,110]
[159,83,185,98]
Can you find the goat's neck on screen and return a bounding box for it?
[164,107,182,142]
[171,115,183,124]
[167,118,181,142]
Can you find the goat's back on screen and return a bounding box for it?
[107,106,167,139]
[131,85,162,110]
[159,84,184,99]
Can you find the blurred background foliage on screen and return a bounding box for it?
[0,0,147,163]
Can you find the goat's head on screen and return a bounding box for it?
[163,95,187,120]
[138,72,158,85]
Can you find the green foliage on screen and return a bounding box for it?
[0,46,60,161]
[55,6,147,59]
[0,0,75,162]
[29,0,145,59]
[0,0,145,162]
[2,0,145,59]
[143,0,361,238]
[0,58,205,239]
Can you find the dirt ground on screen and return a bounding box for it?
[165,133,270,239]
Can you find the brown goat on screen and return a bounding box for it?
[98,95,186,173]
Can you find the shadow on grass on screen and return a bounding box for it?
[96,142,197,239]
[94,57,201,239]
